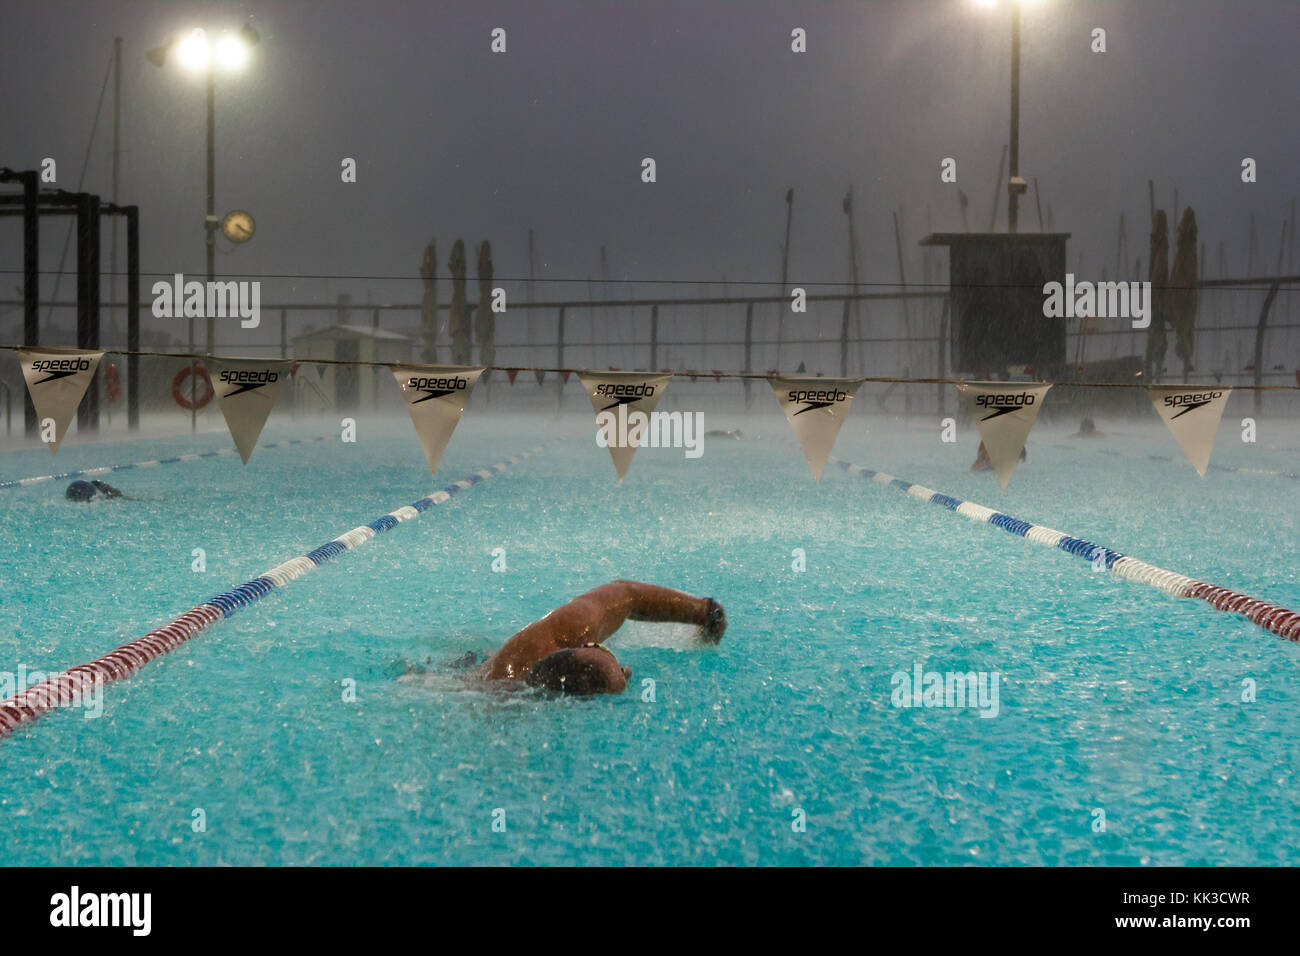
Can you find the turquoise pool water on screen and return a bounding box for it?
[1,412,1298,865]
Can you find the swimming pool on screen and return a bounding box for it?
[2,411,1298,865]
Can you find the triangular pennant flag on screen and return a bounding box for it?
[207,357,292,464]
[957,381,1052,489]
[391,364,483,477]
[534,369,545,385]
[1147,385,1231,477]
[17,348,104,456]
[769,376,864,481]
[578,369,673,481]
[562,371,571,384]
[506,368,519,385]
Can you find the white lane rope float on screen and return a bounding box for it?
[0,448,543,740]
[0,436,331,491]
[831,457,1300,643]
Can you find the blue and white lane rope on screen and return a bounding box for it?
[0,448,543,740]
[831,457,1300,643]
[0,436,330,491]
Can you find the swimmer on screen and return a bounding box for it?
[970,441,1026,472]
[704,428,743,440]
[478,580,726,695]
[66,479,124,502]
[1070,416,1105,439]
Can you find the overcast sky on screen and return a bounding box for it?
[2,0,1297,351]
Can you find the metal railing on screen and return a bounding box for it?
[2,275,1297,426]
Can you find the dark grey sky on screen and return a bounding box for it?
[2,0,1298,347]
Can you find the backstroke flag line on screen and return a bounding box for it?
[957,381,1052,489]
[391,364,484,477]
[1147,385,1232,477]
[17,348,105,456]
[578,369,673,480]
[769,376,864,480]
[207,358,293,464]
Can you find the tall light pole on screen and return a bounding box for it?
[1008,0,1022,233]
[975,0,1029,233]
[148,23,258,363]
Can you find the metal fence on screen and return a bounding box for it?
[2,275,1298,429]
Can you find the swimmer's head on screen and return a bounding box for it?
[525,646,631,696]
[66,479,123,501]
[65,480,96,502]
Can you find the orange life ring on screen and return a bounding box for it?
[172,364,214,410]
[105,363,122,403]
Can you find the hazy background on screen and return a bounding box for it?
[2,0,1297,371]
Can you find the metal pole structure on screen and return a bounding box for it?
[527,228,536,370]
[839,299,850,378]
[1008,0,1021,234]
[988,144,1006,233]
[776,188,793,370]
[1252,282,1280,415]
[111,37,122,353]
[556,306,565,414]
[190,67,215,434]
[845,188,863,373]
[373,306,381,407]
[22,171,39,435]
[89,195,101,432]
[205,68,216,355]
[1289,199,1296,329]
[600,244,610,333]
[649,304,659,370]
[126,205,140,431]
[892,208,909,334]
[743,302,753,411]
[75,192,102,433]
[936,295,950,417]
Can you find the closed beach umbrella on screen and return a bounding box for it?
[448,239,471,366]
[1144,210,1170,377]
[475,240,495,381]
[1168,207,1199,380]
[419,239,438,364]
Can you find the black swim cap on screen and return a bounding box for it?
[66,480,96,502]
[526,647,625,696]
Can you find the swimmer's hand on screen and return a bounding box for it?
[701,598,727,644]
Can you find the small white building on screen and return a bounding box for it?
[291,324,414,412]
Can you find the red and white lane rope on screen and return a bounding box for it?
[832,457,1300,643]
[0,448,542,741]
